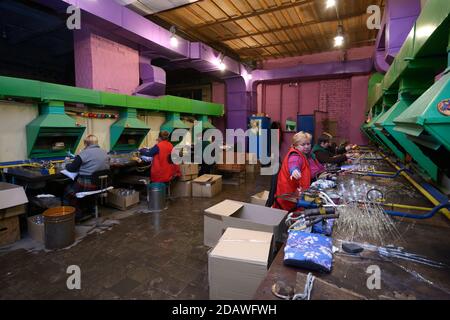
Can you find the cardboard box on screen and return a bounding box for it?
[0,182,28,219]
[179,164,199,181]
[208,227,273,300]
[27,214,44,243]
[203,200,287,247]
[171,181,192,198]
[0,215,20,246]
[250,191,269,206]
[107,189,140,211]
[192,175,222,198]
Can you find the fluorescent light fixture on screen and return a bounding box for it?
[169,26,178,48]
[326,0,336,8]
[218,62,226,71]
[170,36,178,47]
[334,35,344,47]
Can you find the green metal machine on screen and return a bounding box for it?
[26,101,86,158]
[110,108,150,152]
[365,0,450,183]
[0,76,224,159]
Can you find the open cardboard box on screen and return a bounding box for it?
[192,174,222,198]
[250,190,269,206]
[204,199,287,247]
[208,227,273,300]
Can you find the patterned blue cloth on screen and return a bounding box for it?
[284,230,333,273]
[312,219,335,236]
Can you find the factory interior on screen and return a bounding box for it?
[0,0,450,302]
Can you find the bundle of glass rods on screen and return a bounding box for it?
[334,200,402,245]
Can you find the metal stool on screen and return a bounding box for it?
[75,172,113,231]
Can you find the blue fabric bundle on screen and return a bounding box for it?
[284,230,333,273]
[312,219,335,236]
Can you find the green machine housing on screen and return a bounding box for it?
[365,0,450,182]
[110,108,150,152]
[26,101,86,158]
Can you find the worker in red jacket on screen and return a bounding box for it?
[273,131,313,211]
[139,130,180,183]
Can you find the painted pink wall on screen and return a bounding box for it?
[350,75,370,145]
[261,46,375,69]
[212,82,226,134]
[258,76,369,159]
[74,27,139,95]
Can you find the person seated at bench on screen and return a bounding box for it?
[64,134,110,221]
[312,134,354,165]
[139,130,180,183]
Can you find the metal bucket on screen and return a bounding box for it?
[147,183,167,213]
[43,206,75,250]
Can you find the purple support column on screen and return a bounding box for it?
[225,76,255,131]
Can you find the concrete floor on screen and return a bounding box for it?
[1,170,449,300]
[0,174,269,300]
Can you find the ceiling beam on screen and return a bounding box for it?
[240,38,378,60]
[234,31,377,53]
[185,0,315,31]
[217,10,369,42]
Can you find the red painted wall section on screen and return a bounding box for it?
[350,75,370,145]
[299,81,320,115]
[74,27,139,95]
[212,82,226,134]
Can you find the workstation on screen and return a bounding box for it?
[0,0,449,302]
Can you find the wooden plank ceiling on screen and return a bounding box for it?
[143,0,384,63]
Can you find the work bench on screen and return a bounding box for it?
[254,155,450,300]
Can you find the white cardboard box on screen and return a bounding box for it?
[0,182,28,219]
[209,227,273,300]
[250,191,269,206]
[192,174,222,198]
[203,200,287,247]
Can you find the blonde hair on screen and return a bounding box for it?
[292,131,312,146]
[84,134,98,146]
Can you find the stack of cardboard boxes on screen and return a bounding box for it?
[171,164,199,198]
[204,199,288,299]
[172,164,224,198]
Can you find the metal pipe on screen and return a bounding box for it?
[380,151,450,219]
[384,202,450,219]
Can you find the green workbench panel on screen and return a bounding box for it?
[101,92,127,107]
[126,95,160,110]
[41,83,101,105]
[0,76,41,99]
[158,96,224,116]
